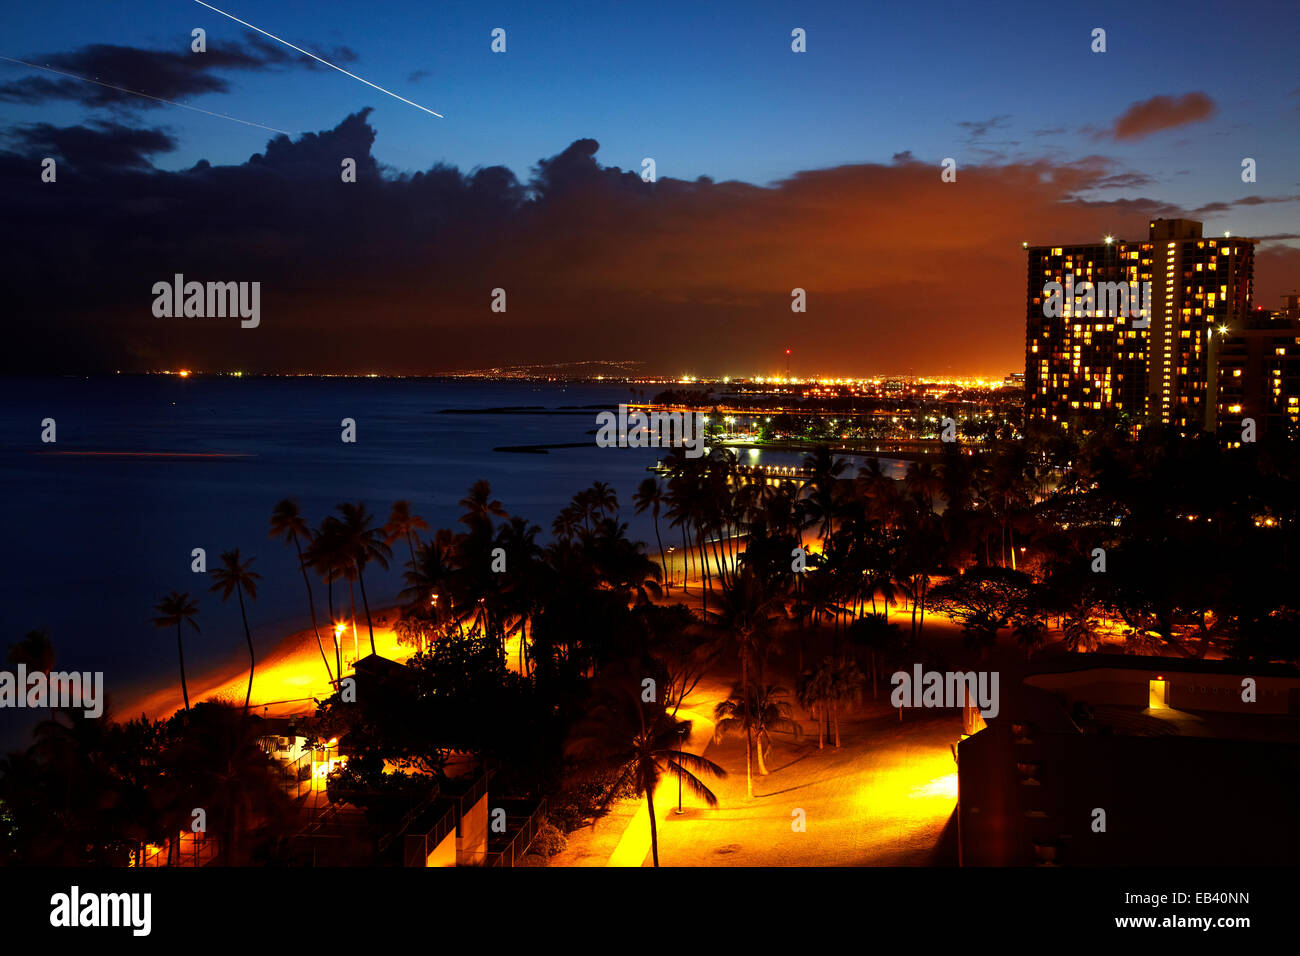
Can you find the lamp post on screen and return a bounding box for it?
[667,546,676,590]
[675,725,686,814]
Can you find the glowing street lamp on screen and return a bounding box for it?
[675,725,687,814]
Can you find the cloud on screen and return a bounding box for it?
[5,120,176,169]
[0,40,358,109]
[1109,92,1216,140]
[957,115,1011,140]
[0,112,1291,377]
[1191,195,1300,215]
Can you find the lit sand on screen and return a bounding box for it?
[120,610,414,721]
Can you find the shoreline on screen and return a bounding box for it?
[116,540,723,724]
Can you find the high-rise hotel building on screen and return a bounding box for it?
[1025,219,1257,437]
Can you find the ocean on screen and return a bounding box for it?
[0,376,866,749]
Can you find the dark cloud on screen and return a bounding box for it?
[1191,195,1300,215]
[0,40,358,109]
[1089,172,1155,190]
[5,120,176,170]
[1109,92,1216,140]
[0,112,1293,377]
[957,115,1010,140]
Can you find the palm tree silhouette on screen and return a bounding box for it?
[209,549,260,713]
[268,499,332,685]
[384,499,429,570]
[8,629,58,719]
[336,502,392,657]
[305,517,348,677]
[714,682,801,774]
[706,566,782,797]
[567,680,724,867]
[151,594,199,712]
[633,477,670,589]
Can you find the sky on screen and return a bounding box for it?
[1,0,1298,377]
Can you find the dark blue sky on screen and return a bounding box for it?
[4,0,1296,218]
[2,0,1297,375]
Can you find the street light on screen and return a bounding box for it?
[675,725,687,814]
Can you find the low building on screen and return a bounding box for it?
[958,654,1300,866]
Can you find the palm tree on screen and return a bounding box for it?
[268,499,332,685]
[713,683,801,775]
[796,667,830,749]
[305,518,349,678]
[9,629,57,719]
[209,550,260,713]
[848,612,902,698]
[819,656,864,748]
[151,594,199,712]
[802,445,849,551]
[336,502,392,657]
[706,566,782,797]
[384,500,429,570]
[567,684,724,867]
[633,477,670,589]
[1012,616,1049,661]
[458,480,508,535]
[1063,600,1101,653]
[904,460,943,513]
[161,701,293,865]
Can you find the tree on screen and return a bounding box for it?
[305,517,350,677]
[209,550,261,713]
[800,657,862,748]
[796,667,830,749]
[714,682,801,774]
[1011,616,1049,661]
[567,679,724,867]
[8,629,58,719]
[706,566,782,798]
[151,594,199,712]
[160,702,293,865]
[337,502,392,657]
[848,612,903,698]
[633,477,670,589]
[269,499,333,685]
[384,500,429,570]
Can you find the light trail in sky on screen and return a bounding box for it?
[191,0,445,118]
[0,54,292,134]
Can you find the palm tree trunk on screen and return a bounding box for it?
[237,585,254,714]
[653,514,668,591]
[645,782,659,867]
[296,539,333,684]
[742,652,753,798]
[679,526,691,593]
[356,564,378,656]
[327,577,342,680]
[833,701,841,748]
[347,579,359,661]
[176,623,190,712]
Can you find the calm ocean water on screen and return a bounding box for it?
[0,377,836,748]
